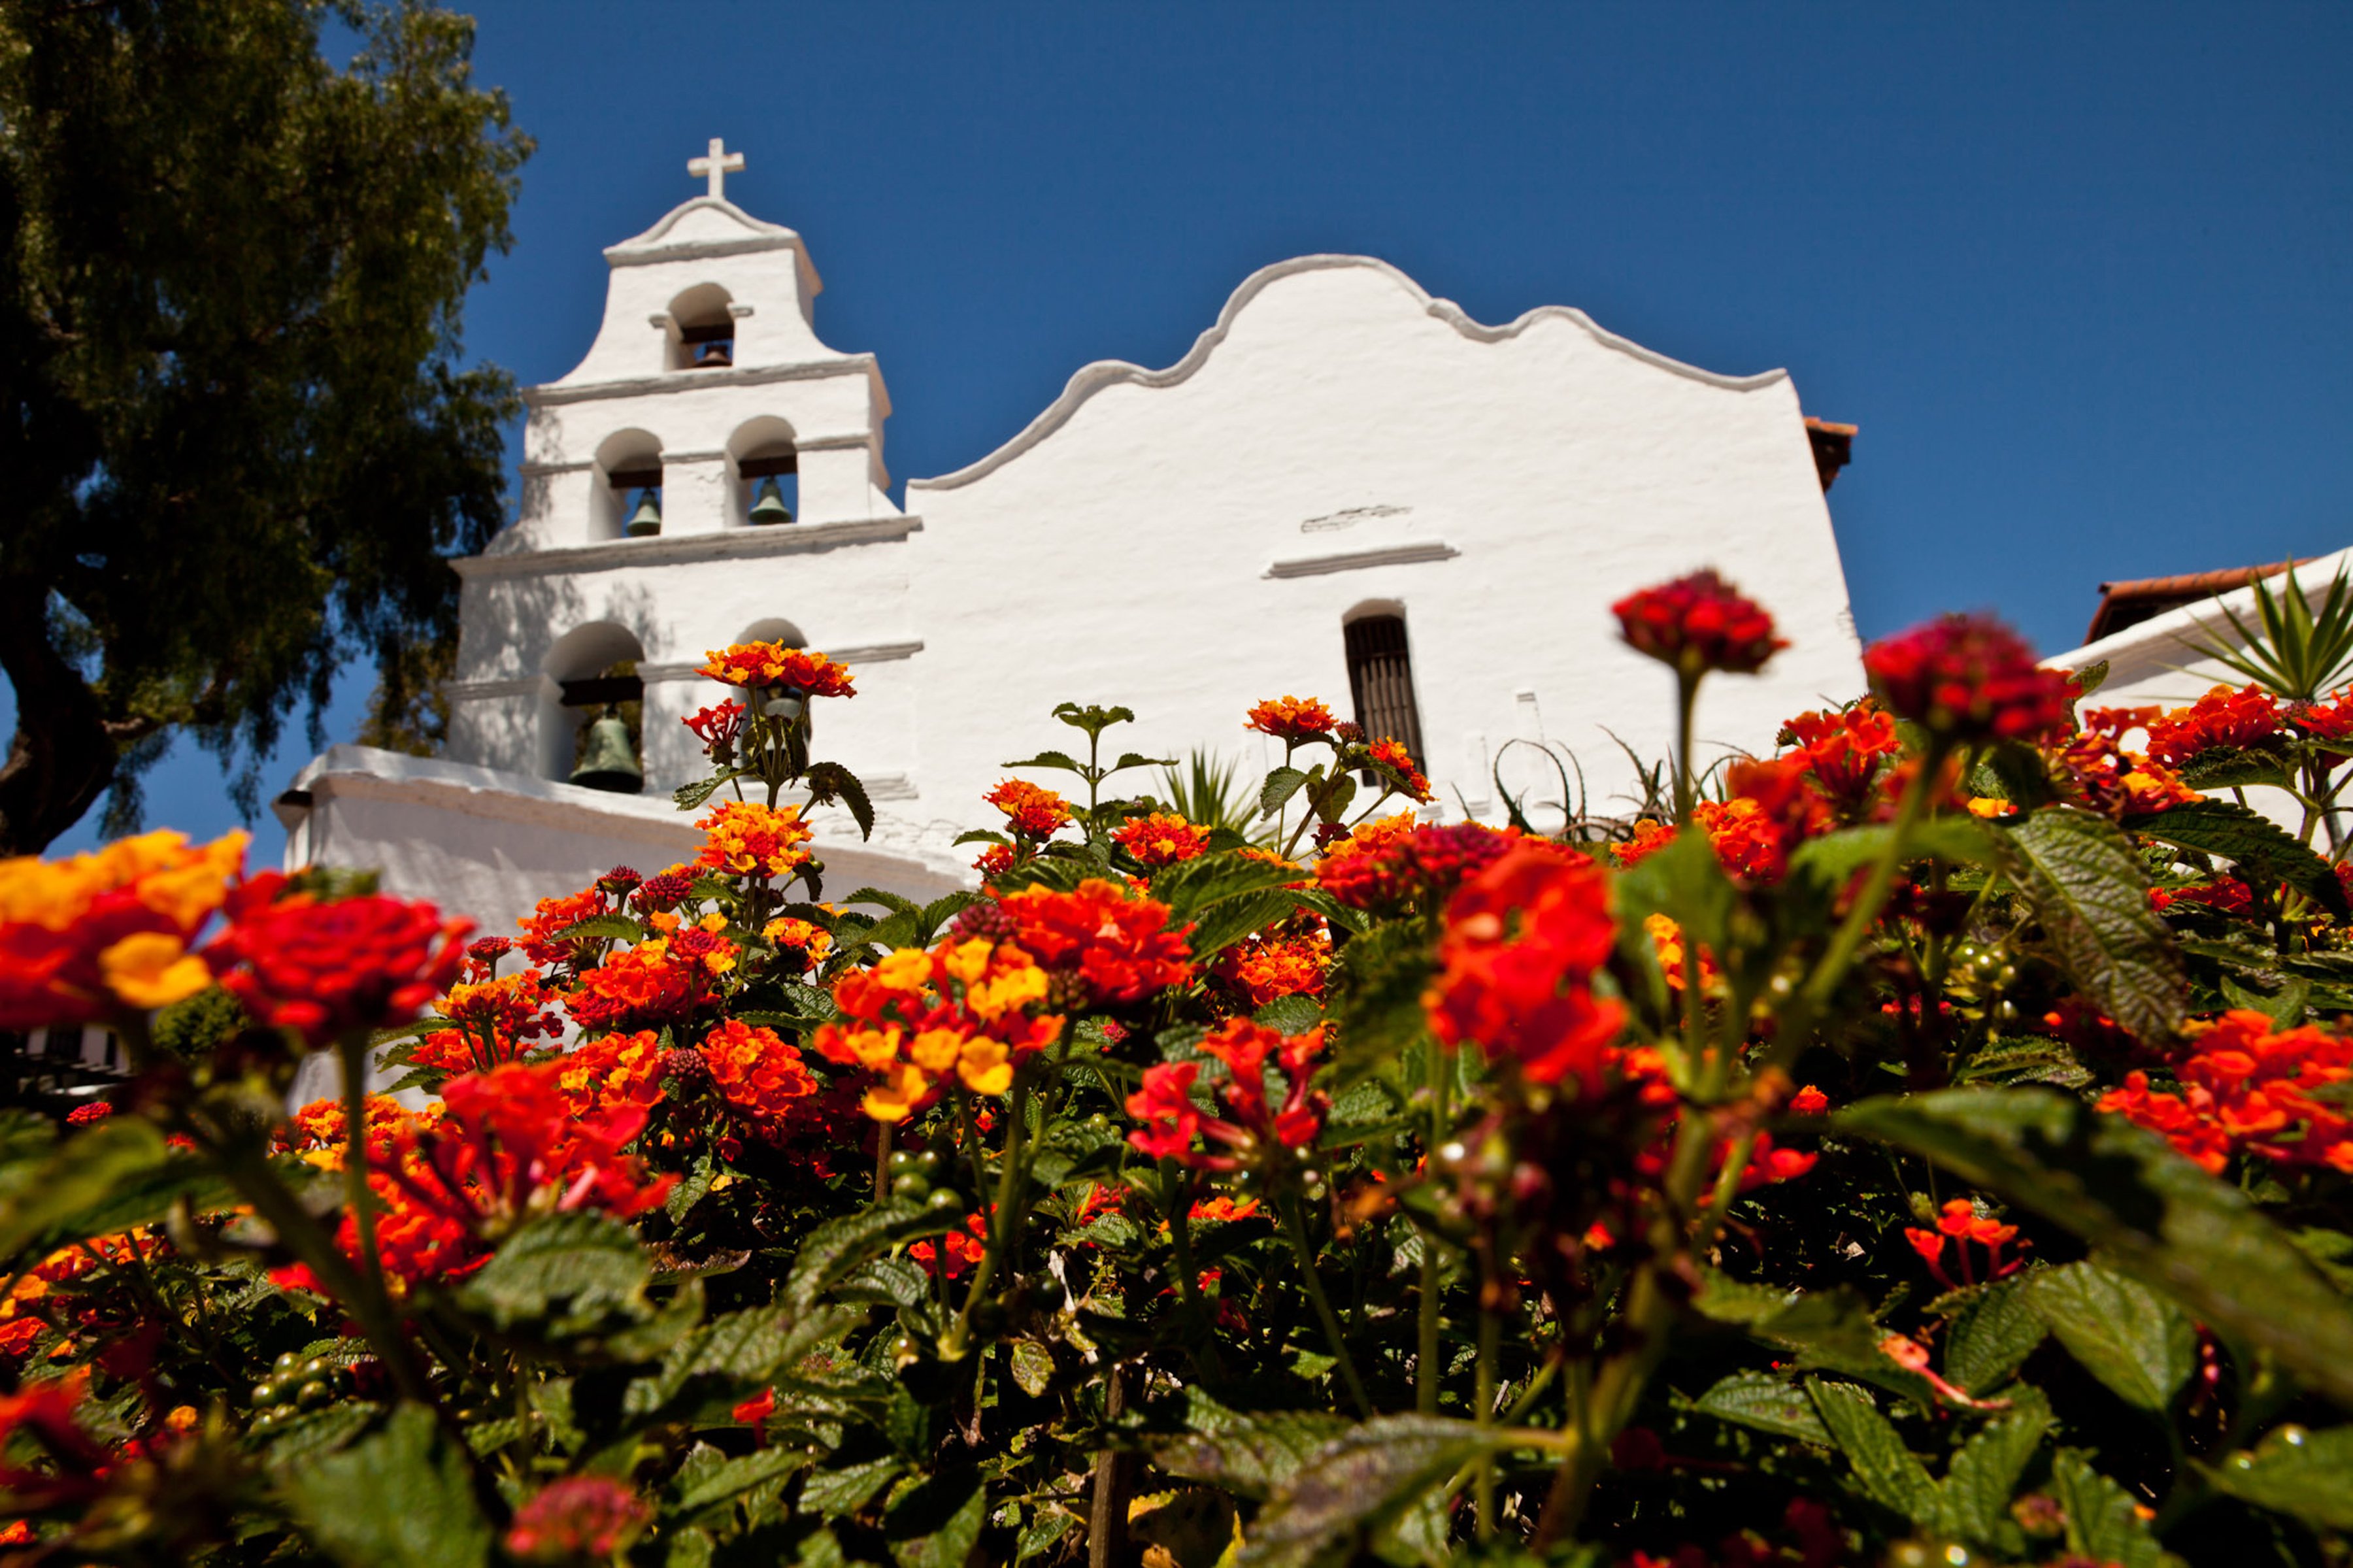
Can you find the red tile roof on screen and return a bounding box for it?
[2083,559,2314,646]
[1804,417,1856,493]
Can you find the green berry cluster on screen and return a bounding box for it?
[248,1352,352,1433]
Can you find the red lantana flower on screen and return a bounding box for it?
[505,1475,652,1563]
[1362,737,1433,802]
[986,780,1075,840]
[207,878,472,1049]
[682,700,748,759]
[695,642,856,699]
[1112,812,1211,869]
[1903,1197,2024,1291]
[994,879,1194,1005]
[1611,569,1787,677]
[2139,684,2282,765]
[1126,1018,1327,1171]
[2098,1009,2353,1174]
[1426,847,1626,1090]
[0,829,247,1029]
[1245,695,1337,744]
[698,1019,822,1131]
[1779,705,1900,811]
[1213,931,1330,1008]
[1863,614,2071,743]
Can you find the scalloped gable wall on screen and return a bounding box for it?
[902,254,1863,835]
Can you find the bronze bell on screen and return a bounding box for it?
[569,709,644,794]
[624,488,662,537]
[695,339,733,368]
[748,475,793,525]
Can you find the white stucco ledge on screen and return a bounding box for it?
[457,516,921,578]
[279,746,917,839]
[273,746,967,923]
[1266,541,1460,579]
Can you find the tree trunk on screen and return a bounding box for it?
[0,578,118,855]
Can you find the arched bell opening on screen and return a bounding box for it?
[667,282,736,372]
[540,623,648,792]
[725,416,799,527]
[592,429,663,541]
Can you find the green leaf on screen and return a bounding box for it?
[1616,824,1735,956]
[2029,1261,2195,1413]
[457,1212,650,1329]
[805,762,875,841]
[1233,1415,1537,1568]
[2126,797,2350,916]
[1009,1341,1054,1398]
[1836,1088,2353,1409]
[784,1202,953,1317]
[1254,994,1325,1036]
[2052,1449,2178,1568]
[1052,702,1137,740]
[278,1403,491,1568]
[1941,1277,2047,1394]
[674,769,746,811]
[1147,1394,1353,1501]
[799,1455,905,1518]
[1988,807,2186,1043]
[2069,658,2111,700]
[673,1445,808,1513]
[1313,773,1358,825]
[1108,751,1176,775]
[844,887,921,917]
[1001,749,1086,776]
[2204,1424,2353,1531]
[548,912,646,946]
[1259,766,1310,821]
[1694,1270,1921,1398]
[1933,1389,2051,1550]
[2221,970,2313,1029]
[1690,1371,1832,1444]
[1321,920,1436,1085]
[737,988,839,1027]
[2173,746,2297,792]
[883,1467,987,1568]
[1807,1378,1936,1518]
[0,1116,169,1263]
[1952,1035,2094,1092]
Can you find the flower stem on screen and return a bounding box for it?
[944,1076,1029,1361]
[1279,1189,1373,1418]
[339,1033,391,1310]
[1416,1043,1452,1416]
[1473,1284,1501,1539]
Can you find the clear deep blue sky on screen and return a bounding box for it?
[15,1,2351,856]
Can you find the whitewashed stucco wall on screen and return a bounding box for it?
[904,256,1863,841]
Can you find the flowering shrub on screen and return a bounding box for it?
[10,583,2353,1568]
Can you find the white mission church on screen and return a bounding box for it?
[275,140,1873,933]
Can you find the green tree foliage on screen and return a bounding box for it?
[0,0,528,851]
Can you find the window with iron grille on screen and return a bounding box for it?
[1344,614,1426,769]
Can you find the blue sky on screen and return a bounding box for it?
[15,1,2351,856]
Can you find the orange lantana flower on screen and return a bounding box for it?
[695,642,856,699]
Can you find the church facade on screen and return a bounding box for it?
[278,143,1869,935]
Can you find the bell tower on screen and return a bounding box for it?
[443,140,918,805]
[501,136,898,546]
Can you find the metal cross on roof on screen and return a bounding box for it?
[688,137,745,201]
